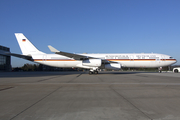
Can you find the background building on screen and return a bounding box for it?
[0,45,11,71]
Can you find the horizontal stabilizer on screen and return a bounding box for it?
[6,52,32,60]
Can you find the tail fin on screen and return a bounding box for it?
[15,33,45,55]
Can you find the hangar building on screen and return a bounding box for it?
[0,45,11,71]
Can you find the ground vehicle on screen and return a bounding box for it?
[173,67,180,73]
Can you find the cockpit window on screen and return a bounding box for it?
[169,57,173,59]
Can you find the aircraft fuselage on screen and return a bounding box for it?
[32,53,176,68]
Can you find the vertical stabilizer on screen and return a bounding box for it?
[15,33,45,55]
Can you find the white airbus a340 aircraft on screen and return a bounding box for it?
[9,33,176,74]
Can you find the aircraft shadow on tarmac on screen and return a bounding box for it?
[0,71,157,78]
[0,71,84,78]
[97,71,156,75]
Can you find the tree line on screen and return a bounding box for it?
[12,63,78,71]
[13,64,43,71]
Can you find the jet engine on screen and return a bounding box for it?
[82,59,102,67]
[103,63,121,70]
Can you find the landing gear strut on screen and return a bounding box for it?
[158,67,162,73]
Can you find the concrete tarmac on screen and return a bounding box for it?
[1,71,180,120]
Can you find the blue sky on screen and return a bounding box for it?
[0,0,180,67]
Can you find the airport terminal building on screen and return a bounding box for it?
[0,45,11,71]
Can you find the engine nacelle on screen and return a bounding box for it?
[104,63,121,70]
[82,59,102,67]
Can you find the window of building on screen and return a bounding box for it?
[0,55,6,70]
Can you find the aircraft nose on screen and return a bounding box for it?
[173,59,177,64]
[169,56,177,64]
[175,59,177,63]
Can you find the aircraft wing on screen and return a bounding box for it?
[48,45,95,60]
[48,45,120,64]
[6,52,32,60]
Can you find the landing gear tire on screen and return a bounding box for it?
[89,71,93,75]
[174,69,179,73]
[89,70,98,75]
[94,71,98,75]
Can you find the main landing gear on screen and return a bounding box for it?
[89,70,98,75]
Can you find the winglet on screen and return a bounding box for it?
[48,45,60,53]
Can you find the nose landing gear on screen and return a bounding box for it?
[158,67,162,73]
